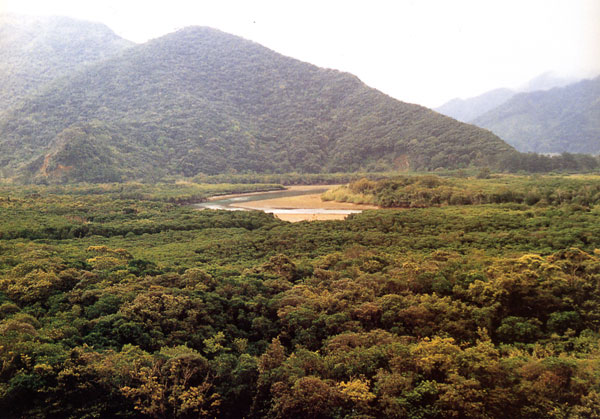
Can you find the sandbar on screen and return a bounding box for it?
[226,185,377,222]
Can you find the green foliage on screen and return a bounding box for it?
[0,14,132,113]
[0,27,515,182]
[192,171,398,186]
[1,178,600,417]
[474,76,600,154]
[0,182,282,241]
[500,151,600,173]
[325,174,600,208]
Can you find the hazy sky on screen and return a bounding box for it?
[2,0,599,107]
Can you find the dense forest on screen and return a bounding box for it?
[0,14,132,113]
[434,72,579,124]
[0,25,517,182]
[473,76,600,154]
[2,178,600,418]
[2,13,600,419]
[1,17,598,184]
[323,173,600,207]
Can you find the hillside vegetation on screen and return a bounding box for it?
[2,180,600,417]
[0,14,133,113]
[473,76,600,154]
[0,26,516,182]
[435,88,515,122]
[435,72,581,123]
[323,174,600,207]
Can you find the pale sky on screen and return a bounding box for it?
[2,0,599,107]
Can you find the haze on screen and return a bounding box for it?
[2,0,599,107]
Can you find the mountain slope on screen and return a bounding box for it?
[473,77,600,154]
[435,88,516,123]
[0,14,133,113]
[435,73,581,123]
[519,72,579,93]
[0,26,516,182]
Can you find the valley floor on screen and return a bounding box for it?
[1,177,600,418]
[211,184,378,221]
[232,185,378,222]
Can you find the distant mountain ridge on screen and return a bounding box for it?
[0,25,516,182]
[436,72,599,155]
[473,76,600,154]
[435,72,581,123]
[0,14,134,113]
[435,88,515,123]
[519,72,580,93]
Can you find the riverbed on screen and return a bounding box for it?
[194,185,377,222]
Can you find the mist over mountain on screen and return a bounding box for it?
[519,72,580,93]
[435,88,515,123]
[0,26,515,182]
[435,73,582,123]
[0,14,133,113]
[473,76,600,154]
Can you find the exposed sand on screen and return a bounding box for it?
[231,193,377,211]
[274,213,350,222]
[227,185,377,222]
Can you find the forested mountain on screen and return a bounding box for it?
[435,88,516,123]
[0,26,515,182]
[0,14,133,113]
[435,73,579,123]
[473,76,600,154]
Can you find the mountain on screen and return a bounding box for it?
[519,72,580,93]
[435,88,516,123]
[435,73,581,123]
[0,26,516,182]
[473,76,600,154]
[0,14,133,113]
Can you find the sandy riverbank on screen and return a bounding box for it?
[228,185,378,222]
[274,213,351,222]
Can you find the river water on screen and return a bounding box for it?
[193,187,363,217]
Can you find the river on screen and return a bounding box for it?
[193,185,376,222]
